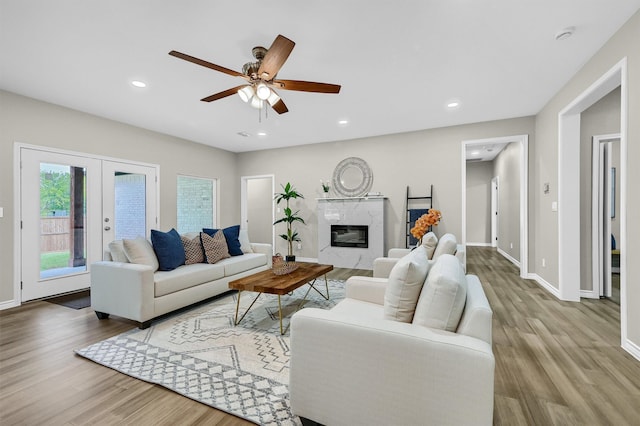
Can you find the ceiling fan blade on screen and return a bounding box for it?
[272,79,341,94]
[169,50,247,79]
[201,85,248,102]
[257,35,295,80]
[270,98,289,114]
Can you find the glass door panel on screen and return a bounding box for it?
[39,163,87,279]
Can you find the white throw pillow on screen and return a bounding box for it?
[432,233,457,260]
[420,231,438,259]
[123,237,159,272]
[413,254,467,332]
[383,246,431,323]
[108,240,129,263]
[239,229,254,253]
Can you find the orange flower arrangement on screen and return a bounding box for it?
[410,209,442,242]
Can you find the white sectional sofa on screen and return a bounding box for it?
[290,246,494,426]
[91,229,272,329]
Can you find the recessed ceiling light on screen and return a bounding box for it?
[257,131,267,136]
[555,27,575,41]
[131,80,147,88]
[447,101,460,108]
[471,151,480,156]
[338,119,349,125]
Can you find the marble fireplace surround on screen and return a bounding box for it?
[317,197,385,269]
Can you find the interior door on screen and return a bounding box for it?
[102,161,158,255]
[20,148,102,301]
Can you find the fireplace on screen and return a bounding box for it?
[331,225,368,248]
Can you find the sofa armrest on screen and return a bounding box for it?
[456,244,467,272]
[250,243,273,267]
[90,261,155,323]
[345,276,387,305]
[290,308,495,426]
[372,257,400,278]
[388,248,411,258]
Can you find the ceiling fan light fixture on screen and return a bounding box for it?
[256,83,271,100]
[250,96,264,109]
[238,86,254,103]
[267,91,280,106]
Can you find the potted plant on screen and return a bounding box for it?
[273,182,305,262]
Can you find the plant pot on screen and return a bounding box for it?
[285,255,296,262]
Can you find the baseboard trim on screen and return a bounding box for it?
[580,290,600,299]
[528,273,562,300]
[0,299,20,311]
[497,248,520,268]
[623,338,640,362]
[466,242,492,247]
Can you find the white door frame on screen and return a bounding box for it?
[240,174,275,249]
[591,134,620,299]
[557,58,631,357]
[491,176,499,248]
[461,135,529,278]
[13,143,160,306]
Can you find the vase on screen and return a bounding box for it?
[286,255,296,262]
[322,192,329,198]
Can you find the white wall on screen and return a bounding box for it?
[237,117,535,259]
[465,161,493,244]
[494,142,521,261]
[0,90,239,305]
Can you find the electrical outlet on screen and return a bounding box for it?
[297,243,302,250]
[510,242,513,249]
[542,258,546,267]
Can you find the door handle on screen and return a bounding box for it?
[104,226,111,231]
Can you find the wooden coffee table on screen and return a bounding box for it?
[228,262,333,334]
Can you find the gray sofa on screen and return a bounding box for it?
[91,233,272,328]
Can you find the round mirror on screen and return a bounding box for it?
[332,157,373,197]
[340,165,364,190]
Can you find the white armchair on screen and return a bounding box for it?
[289,261,494,425]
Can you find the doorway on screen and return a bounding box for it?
[491,176,499,248]
[240,175,275,247]
[18,145,158,301]
[461,135,529,278]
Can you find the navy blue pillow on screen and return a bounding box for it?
[151,228,186,271]
[202,225,243,256]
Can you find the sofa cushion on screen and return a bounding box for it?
[108,240,128,263]
[383,246,431,323]
[432,233,457,260]
[123,237,159,272]
[239,229,254,253]
[151,228,186,271]
[413,254,467,332]
[201,231,230,264]
[332,298,384,319]
[216,253,267,276]
[420,231,438,259]
[154,263,225,297]
[203,225,243,256]
[181,234,205,265]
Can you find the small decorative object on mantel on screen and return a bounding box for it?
[272,253,299,275]
[410,209,442,245]
[320,179,330,197]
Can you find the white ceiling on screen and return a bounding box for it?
[1,1,638,153]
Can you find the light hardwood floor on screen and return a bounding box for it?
[1,249,639,425]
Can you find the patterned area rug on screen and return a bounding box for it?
[75,278,345,425]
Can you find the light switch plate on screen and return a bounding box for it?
[0,207,3,217]
[551,201,558,212]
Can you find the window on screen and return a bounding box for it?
[177,175,216,233]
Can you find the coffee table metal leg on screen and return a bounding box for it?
[280,275,331,335]
[234,291,262,326]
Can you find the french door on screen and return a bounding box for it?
[19,146,157,301]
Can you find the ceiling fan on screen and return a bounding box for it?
[169,34,341,115]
